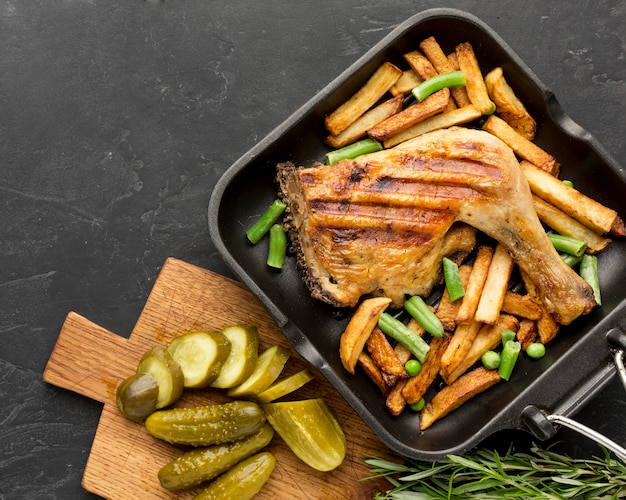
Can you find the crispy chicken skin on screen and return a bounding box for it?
[277,127,595,325]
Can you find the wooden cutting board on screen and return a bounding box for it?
[43,257,395,499]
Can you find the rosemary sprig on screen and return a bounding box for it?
[364,443,626,499]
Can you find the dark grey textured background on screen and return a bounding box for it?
[1,1,624,498]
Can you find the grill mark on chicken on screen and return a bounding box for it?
[277,127,595,324]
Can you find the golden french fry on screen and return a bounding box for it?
[520,160,619,235]
[517,319,539,351]
[390,69,422,96]
[482,115,560,175]
[537,308,560,344]
[445,314,519,383]
[325,62,402,136]
[368,88,450,142]
[403,50,438,80]
[420,366,502,430]
[456,245,494,323]
[474,243,514,325]
[445,51,471,106]
[455,42,493,115]
[532,195,611,253]
[357,352,389,396]
[339,296,392,374]
[420,36,471,108]
[439,319,482,385]
[394,341,413,364]
[484,67,536,140]
[402,334,450,405]
[436,264,472,332]
[386,378,408,416]
[366,326,407,377]
[383,105,482,148]
[324,95,404,149]
[501,291,543,320]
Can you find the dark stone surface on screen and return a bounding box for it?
[0,1,623,498]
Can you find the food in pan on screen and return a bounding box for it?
[268,34,624,430]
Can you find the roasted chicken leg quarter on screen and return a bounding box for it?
[277,127,595,325]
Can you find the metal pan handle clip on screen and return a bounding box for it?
[521,328,626,461]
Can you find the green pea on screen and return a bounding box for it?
[409,398,425,412]
[527,342,546,359]
[405,359,422,377]
[481,350,501,370]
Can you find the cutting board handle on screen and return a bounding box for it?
[43,311,131,404]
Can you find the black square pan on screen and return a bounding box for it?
[208,8,626,460]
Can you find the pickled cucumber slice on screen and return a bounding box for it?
[136,346,184,409]
[210,325,260,389]
[158,423,274,490]
[115,373,159,422]
[227,344,290,398]
[256,369,315,403]
[145,401,266,446]
[192,451,276,500]
[166,331,231,388]
[263,398,346,471]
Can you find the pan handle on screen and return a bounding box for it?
[521,328,626,461]
[607,328,626,392]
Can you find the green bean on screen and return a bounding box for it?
[404,295,444,338]
[442,257,465,302]
[377,312,430,363]
[548,233,587,257]
[266,224,287,269]
[560,252,582,268]
[579,254,601,306]
[501,329,516,345]
[246,199,286,244]
[325,138,382,165]
[498,341,521,381]
[526,343,546,359]
[404,359,422,377]
[411,71,466,102]
[481,350,501,370]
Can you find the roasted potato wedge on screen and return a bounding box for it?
[482,115,560,175]
[368,88,450,142]
[357,351,388,396]
[439,319,482,384]
[420,36,470,107]
[474,243,515,325]
[532,195,611,253]
[455,42,492,115]
[485,66,536,140]
[403,50,438,80]
[420,366,502,430]
[386,378,408,416]
[402,334,450,405]
[445,314,519,384]
[384,105,481,148]
[520,159,619,235]
[436,264,471,332]
[325,95,403,149]
[366,326,407,377]
[325,62,402,136]
[456,245,494,324]
[517,318,539,351]
[390,69,422,96]
[339,296,392,374]
[501,291,543,320]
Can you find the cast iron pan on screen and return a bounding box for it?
[208,8,626,460]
